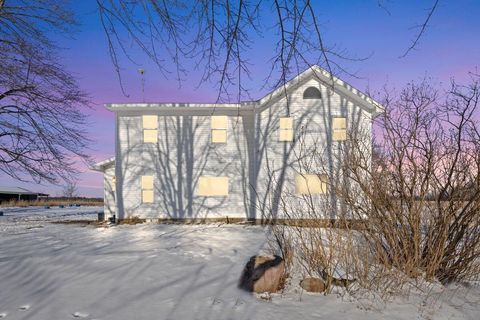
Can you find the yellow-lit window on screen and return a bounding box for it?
[143,115,158,143]
[332,117,347,141]
[295,174,328,195]
[279,117,293,141]
[112,176,116,192]
[141,175,154,203]
[211,116,227,143]
[197,176,229,196]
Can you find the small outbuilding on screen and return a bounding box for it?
[0,186,49,203]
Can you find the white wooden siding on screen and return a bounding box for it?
[110,77,374,220]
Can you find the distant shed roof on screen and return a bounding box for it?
[0,186,48,196]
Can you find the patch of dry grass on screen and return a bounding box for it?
[0,198,103,208]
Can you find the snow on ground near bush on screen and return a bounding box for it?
[0,206,479,319]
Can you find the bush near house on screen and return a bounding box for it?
[269,77,480,298]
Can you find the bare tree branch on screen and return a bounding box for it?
[400,0,440,58]
[0,0,91,184]
[96,0,365,103]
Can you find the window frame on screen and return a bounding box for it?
[332,117,347,141]
[142,115,158,144]
[111,176,116,192]
[278,117,293,142]
[141,175,154,203]
[295,173,328,195]
[303,86,322,99]
[197,176,229,196]
[211,116,228,143]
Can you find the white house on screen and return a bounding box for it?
[92,66,384,222]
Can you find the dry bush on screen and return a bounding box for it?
[266,75,480,298]
[268,208,405,298]
[265,152,387,295]
[339,77,480,285]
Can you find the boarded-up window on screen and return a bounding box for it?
[295,174,328,194]
[211,116,227,143]
[332,117,347,141]
[141,175,154,203]
[143,115,158,143]
[197,176,229,196]
[279,117,293,141]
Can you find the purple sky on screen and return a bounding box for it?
[1,1,479,197]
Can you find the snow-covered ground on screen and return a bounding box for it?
[0,206,479,319]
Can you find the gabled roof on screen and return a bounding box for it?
[105,65,385,115]
[91,157,115,172]
[257,65,385,115]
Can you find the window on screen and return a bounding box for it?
[197,176,229,196]
[332,117,347,141]
[303,87,322,99]
[143,115,158,143]
[279,117,293,141]
[112,176,116,192]
[211,116,227,143]
[295,174,328,194]
[141,175,154,203]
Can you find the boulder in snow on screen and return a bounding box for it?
[238,255,285,293]
[300,277,326,293]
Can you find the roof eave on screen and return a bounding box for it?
[105,103,254,112]
[91,157,115,172]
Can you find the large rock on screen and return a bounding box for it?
[238,255,285,293]
[300,277,326,293]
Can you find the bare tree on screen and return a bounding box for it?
[96,0,440,100]
[0,1,91,184]
[62,180,79,198]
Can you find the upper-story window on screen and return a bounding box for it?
[211,116,227,143]
[332,117,347,141]
[278,117,293,141]
[303,87,322,99]
[143,115,158,143]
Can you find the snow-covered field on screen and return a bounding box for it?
[0,206,479,319]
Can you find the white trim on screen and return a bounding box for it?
[104,65,385,116]
[91,157,115,172]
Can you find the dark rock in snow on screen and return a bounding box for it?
[238,255,285,293]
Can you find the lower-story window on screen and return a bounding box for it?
[295,173,328,194]
[141,175,154,203]
[197,176,229,196]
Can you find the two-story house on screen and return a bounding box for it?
[92,66,384,221]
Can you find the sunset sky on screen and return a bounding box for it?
[1,1,479,197]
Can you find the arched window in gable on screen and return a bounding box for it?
[303,87,322,99]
